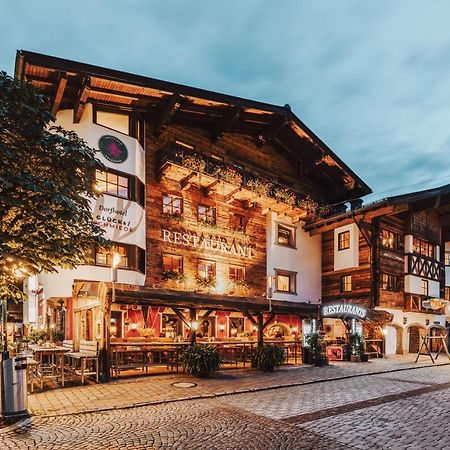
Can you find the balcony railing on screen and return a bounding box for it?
[158,143,326,220]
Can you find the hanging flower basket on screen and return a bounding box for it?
[246,178,272,197]
[182,154,206,173]
[297,195,319,213]
[272,186,297,206]
[213,166,243,186]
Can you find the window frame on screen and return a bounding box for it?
[276,223,296,249]
[445,287,450,301]
[340,275,352,293]
[95,168,144,206]
[413,237,438,259]
[162,194,183,216]
[381,273,399,292]
[162,253,183,273]
[197,259,216,279]
[444,251,450,266]
[421,279,429,296]
[198,204,216,225]
[337,231,350,251]
[380,228,400,250]
[274,269,297,294]
[229,265,245,282]
[93,243,145,274]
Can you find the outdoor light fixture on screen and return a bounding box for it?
[191,320,199,331]
[403,317,408,325]
[219,323,225,332]
[131,322,138,330]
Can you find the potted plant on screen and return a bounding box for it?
[181,344,221,377]
[305,332,325,367]
[349,332,365,362]
[252,344,285,372]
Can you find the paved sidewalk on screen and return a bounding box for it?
[28,355,449,417]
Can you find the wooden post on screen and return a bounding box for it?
[257,313,264,348]
[100,284,111,382]
[189,308,197,345]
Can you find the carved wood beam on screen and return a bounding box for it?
[153,93,181,136]
[73,76,91,124]
[172,307,191,328]
[211,106,241,142]
[205,179,220,195]
[200,309,214,322]
[243,310,258,327]
[352,217,372,248]
[51,71,68,116]
[263,312,276,330]
[225,187,241,203]
[256,114,288,148]
[180,172,197,191]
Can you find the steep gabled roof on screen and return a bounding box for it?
[15,50,371,203]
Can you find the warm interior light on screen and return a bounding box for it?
[219,323,225,332]
[291,326,298,333]
[13,267,26,278]
[131,322,138,330]
[191,320,199,331]
[112,252,121,269]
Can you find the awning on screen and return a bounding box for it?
[109,287,319,317]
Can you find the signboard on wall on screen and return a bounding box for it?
[98,135,128,163]
[321,303,367,320]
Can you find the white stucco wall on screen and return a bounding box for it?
[404,275,440,297]
[333,223,359,270]
[266,212,321,303]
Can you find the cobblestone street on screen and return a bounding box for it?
[1,363,449,449]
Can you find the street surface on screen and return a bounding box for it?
[1,364,449,449]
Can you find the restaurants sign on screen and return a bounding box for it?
[321,303,367,320]
[162,228,254,258]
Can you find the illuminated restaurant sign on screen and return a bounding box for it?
[162,228,254,258]
[321,303,367,320]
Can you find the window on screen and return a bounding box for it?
[381,273,399,292]
[338,231,350,251]
[445,287,450,301]
[381,228,400,250]
[229,213,246,232]
[445,251,450,266]
[95,244,129,269]
[228,317,244,338]
[95,170,129,198]
[197,260,215,279]
[340,275,352,292]
[277,224,296,248]
[163,254,183,273]
[421,279,429,296]
[275,269,296,294]
[162,194,183,216]
[413,237,437,259]
[198,205,216,225]
[94,244,145,273]
[229,265,245,282]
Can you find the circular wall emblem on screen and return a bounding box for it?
[98,135,128,163]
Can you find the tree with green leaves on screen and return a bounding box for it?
[0,71,108,306]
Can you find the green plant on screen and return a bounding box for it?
[246,178,272,197]
[272,186,297,206]
[297,195,319,213]
[305,332,324,358]
[162,211,183,222]
[181,344,221,377]
[349,332,365,356]
[195,274,216,290]
[182,154,206,172]
[162,269,186,283]
[28,329,50,343]
[252,344,285,372]
[213,166,243,186]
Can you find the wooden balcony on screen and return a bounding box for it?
[158,143,321,221]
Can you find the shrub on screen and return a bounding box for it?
[252,344,285,372]
[305,332,324,358]
[181,344,221,377]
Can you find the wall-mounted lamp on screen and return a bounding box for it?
[403,317,407,325]
[219,323,225,332]
[191,320,199,331]
[131,322,138,330]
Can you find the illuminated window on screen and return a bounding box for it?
[163,254,183,273]
[95,244,129,268]
[380,228,400,250]
[445,251,450,266]
[162,194,182,216]
[381,273,399,292]
[445,287,450,301]
[413,237,437,259]
[229,265,245,282]
[421,279,429,296]
[340,275,352,292]
[338,231,350,251]
[229,213,246,232]
[277,224,296,248]
[275,269,296,294]
[198,205,216,225]
[198,260,215,279]
[95,170,129,198]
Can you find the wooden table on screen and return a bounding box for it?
[29,345,70,388]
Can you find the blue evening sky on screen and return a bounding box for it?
[2,1,450,202]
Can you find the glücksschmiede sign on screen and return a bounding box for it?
[98,135,128,163]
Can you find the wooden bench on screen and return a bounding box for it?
[66,340,99,384]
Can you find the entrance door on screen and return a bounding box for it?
[409,326,421,353]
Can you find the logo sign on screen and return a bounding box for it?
[321,303,367,320]
[98,135,128,163]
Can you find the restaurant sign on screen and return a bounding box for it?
[321,303,367,320]
[162,228,254,258]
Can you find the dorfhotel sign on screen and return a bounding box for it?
[162,228,254,258]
